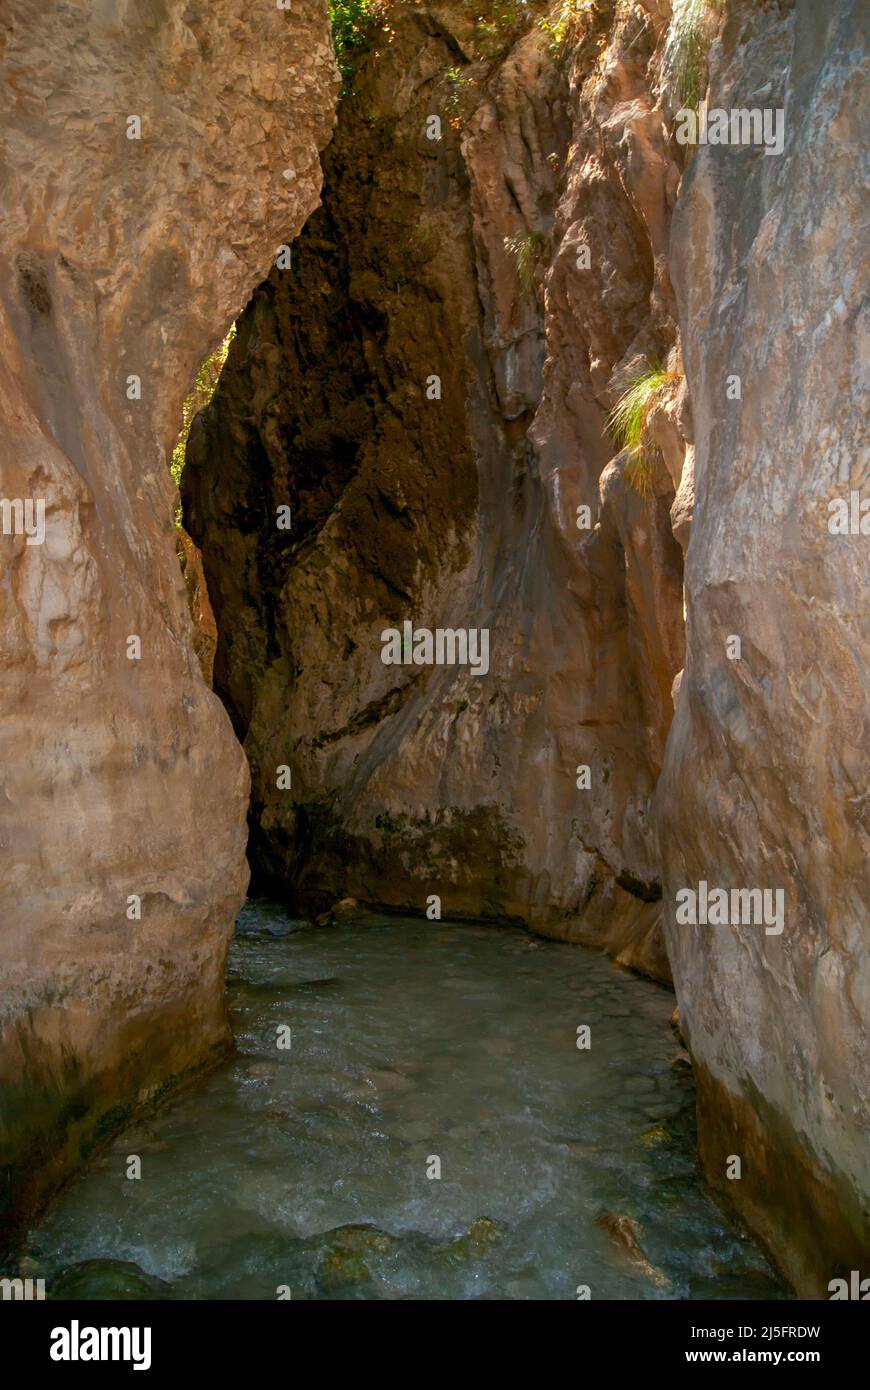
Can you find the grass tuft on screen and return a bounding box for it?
[607,361,682,494]
[503,229,548,294]
[665,0,714,109]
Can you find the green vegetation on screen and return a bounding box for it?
[464,0,534,60]
[538,0,593,54]
[665,0,714,108]
[170,325,236,523]
[503,229,548,293]
[330,0,381,88]
[607,361,682,494]
[443,65,473,115]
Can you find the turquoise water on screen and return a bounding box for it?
[24,902,785,1300]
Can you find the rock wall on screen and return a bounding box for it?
[184,0,869,1293]
[184,0,688,981]
[4,0,865,1296]
[656,0,870,1293]
[0,0,338,1239]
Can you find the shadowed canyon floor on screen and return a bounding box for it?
[22,903,784,1301]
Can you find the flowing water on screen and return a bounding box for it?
[24,901,785,1300]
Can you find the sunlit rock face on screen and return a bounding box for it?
[0,0,338,1236]
[184,1,688,980]
[656,0,870,1294]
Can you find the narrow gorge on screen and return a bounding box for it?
[0,0,867,1305]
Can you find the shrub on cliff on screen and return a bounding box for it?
[330,0,382,85]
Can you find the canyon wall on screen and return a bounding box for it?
[2,0,865,1296]
[0,0,338,1238]
[185,0,868,1292]
[657,0,870,1292]
[184,0,688,981]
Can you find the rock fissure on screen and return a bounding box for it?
[1,0,867,1299]
[182,0,868,1293]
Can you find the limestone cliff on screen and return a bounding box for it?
[0,0,338,1238]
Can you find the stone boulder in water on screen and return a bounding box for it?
[51,1259,172,1301]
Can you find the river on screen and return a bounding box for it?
[23,900,785,1300]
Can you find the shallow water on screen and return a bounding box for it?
[25,901,785,1300]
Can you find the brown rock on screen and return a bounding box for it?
[0,0,338,1237]
[595,1211,670,1288]
[316,896,360,926]
[183,0,688,982]
[655,0,870,1291]
[176,528,217,685]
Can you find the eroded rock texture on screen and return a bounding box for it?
[656,0,870,1293]
[185,0,869,1293]
[184,0,688,980]
[0,0,338,1236]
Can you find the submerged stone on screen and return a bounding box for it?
[436,1217,504,1263]
[638,1123,671,1149]
[595,1212,670,1290]
[316,1225,399,1293]
[51,1259,172,1302]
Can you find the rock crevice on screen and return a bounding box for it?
[184,0,687,987]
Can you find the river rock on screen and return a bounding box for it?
[316,896,360,926]
[51,1259,172,1302]
[595,1211,670,1289]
